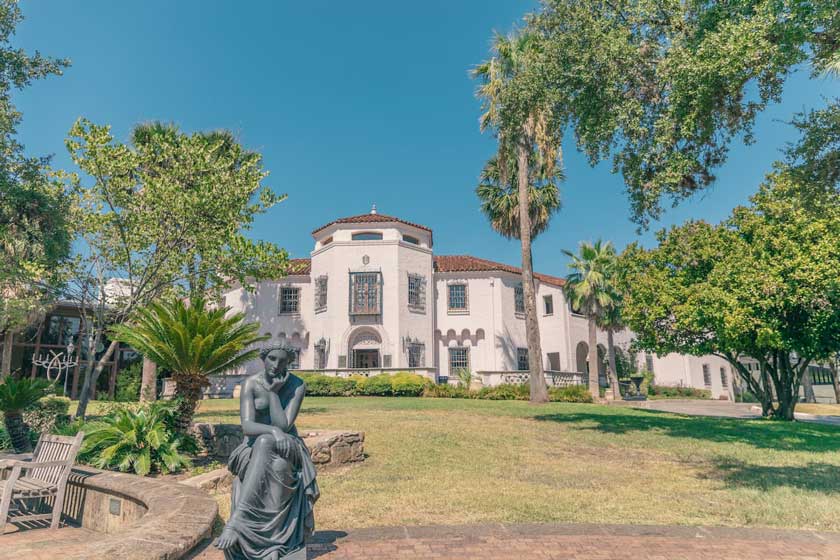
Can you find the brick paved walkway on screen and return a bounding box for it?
[189,523,840,560]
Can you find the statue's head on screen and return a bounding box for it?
[259,345,296,381]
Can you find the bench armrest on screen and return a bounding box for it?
[0,459,71,470]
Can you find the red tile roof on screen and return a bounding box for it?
[434,255,566,287]
[311,213,432,235]
[287,258,311,275]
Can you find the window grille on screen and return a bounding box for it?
[408,343,425,368]
[338,355,347,368]
[720,367,728,388]
[383,354,392,368]
[315,342,327,369]
[448,284,468,311]
[514,284,525,314]
[315,275,328,311]
[289,349,301,369]
[543,295,554,315]
[349,272,382,315]
[408,273,426,311]
[517,348,529,371]
[449,347,469,371]
[702,364,712,386]
[279,287,300,314]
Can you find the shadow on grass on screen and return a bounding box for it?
[533,409,840,453]
[710,460,840,493]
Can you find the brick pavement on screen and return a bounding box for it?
[188,523,840,560]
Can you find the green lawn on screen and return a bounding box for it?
[195,397,840,532]
[796,403,840,417]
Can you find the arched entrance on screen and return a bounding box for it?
[575,341,589,374]
[348,327,382,369]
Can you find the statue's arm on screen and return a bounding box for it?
[283,381,306,427]
[240,380,281,438]
[267,389,291,432]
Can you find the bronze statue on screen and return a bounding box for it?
[215,345,319,560]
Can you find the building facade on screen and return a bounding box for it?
[216,209,736,399]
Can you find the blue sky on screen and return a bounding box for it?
[14,1,839,278]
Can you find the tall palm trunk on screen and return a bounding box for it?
[606,329,620,400]
[140,357,158,402]
[1,331,13,377]
[587,317,599,399]
[517,129,548,404]
[173,372,205,433]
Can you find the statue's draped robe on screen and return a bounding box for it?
[225,406,319,560]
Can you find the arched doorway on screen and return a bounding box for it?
[597,344,608,387]
[575,341,589,374]
[348,327,382,369]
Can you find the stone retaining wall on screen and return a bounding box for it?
[191,424,365,467]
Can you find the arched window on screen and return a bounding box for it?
[352,231,383,241]
[402,234,420,245]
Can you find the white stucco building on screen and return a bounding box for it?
[216,208,736,399]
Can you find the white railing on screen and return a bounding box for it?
[477,370,587,388]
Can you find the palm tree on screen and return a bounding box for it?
[0,376,48,452]
[563,240,618,400]
[474,31,562,404]
[110,297,267,432]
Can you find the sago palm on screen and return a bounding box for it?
[110,297,267,432]
[0,376,48,452]
[81,405,191,476]
[474,31,562,404]
[563,240,618,399]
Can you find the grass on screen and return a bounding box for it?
[194,397,840,533]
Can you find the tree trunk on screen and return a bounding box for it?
[1,331,13,377]
[517,129,548,404]
[75,339,119,419]
[587,316,600,399]
[140,357,158,402]
[4,412,31,453]
[606,329,620,400]
[173,375,204,433]
[830,363,840,405]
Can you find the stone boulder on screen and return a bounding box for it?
[191,423,365,467]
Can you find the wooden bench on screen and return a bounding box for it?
[0,432,84,531]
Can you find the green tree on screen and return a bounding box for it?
[474,31,564,403]
[516,0,837,227]
[0,2,71,375]
[0,376,48,452]
[562,240,618,399]
[110,297,267,432]
[63,120,288,418]
[620,171,840,419]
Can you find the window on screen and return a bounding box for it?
[645,353,655,374]
[289,349,301,369]
[543,295,554,315]
[449,347,469,371]
[702,364,712,386]
[315,275,328,312]
[514,284,525,314]
[279,287,300,314]
[517,348,529,371]
[408,342,425,368]
[402,234,420,245]
[352,231,383,241]
[720,367,728,388]
[349,272,381,315]
[408,273,426,311]
[547,352,561,371]
[448,283,468,312]
[321,236,333,246]
[314,340,327,369]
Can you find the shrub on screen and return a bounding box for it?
[115,361,143,402]
[422,383,471,399]
[299,374,358,396]
[548,385,593,403]
[23,395,71,439]
[80,402,192,476]
[736,390,759,403]
[390,372,429,397]
[647,385,711,399]
[476,383,530,400]
[356,373,394,396]
[0,424,11,450]
[454,368,473,388]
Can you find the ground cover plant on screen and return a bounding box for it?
[194,397,840,532]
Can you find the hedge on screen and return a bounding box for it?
[647,385,711,399]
